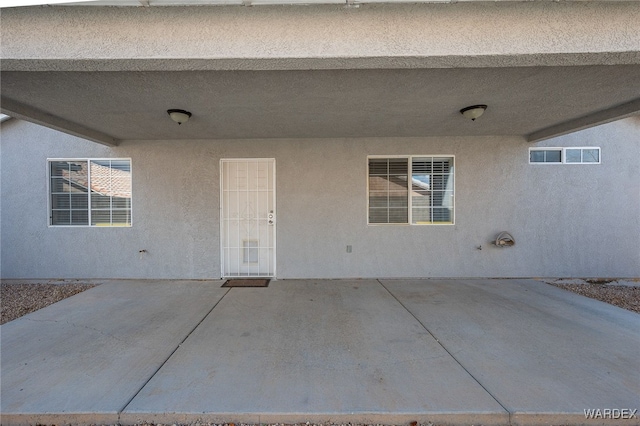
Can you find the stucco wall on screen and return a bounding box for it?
[1,117,639,279]
[3,3,640,69]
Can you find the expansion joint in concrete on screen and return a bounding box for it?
[116,287,232,421]
[376,279,513,422]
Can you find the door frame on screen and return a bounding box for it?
[219,158,276,278]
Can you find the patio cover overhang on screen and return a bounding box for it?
[1,1,640,146]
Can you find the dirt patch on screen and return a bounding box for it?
[1,283,96,325]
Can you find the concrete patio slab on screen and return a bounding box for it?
[1,278,639,426]
[381,279,640,426]
[122,280,508,425]
[1,280,228,425]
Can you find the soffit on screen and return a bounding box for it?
[2,3,639,144]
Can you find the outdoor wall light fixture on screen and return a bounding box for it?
[460,105,487,121]
[167,109,192,125]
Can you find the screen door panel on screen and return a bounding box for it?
[221,159,275,277]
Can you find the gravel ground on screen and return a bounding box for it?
[1,282,96,325]
[543,278,640,314]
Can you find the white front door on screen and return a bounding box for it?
[220,159,276,277]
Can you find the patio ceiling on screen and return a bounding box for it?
[3,66,640,146]
[2,3,640,146]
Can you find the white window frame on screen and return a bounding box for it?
[563,147,601,164]
[529,147,601,164]
[367,155,455,226]
[47,158,133,227]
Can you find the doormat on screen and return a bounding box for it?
[222,279,270,288]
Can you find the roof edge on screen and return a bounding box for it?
[3,0,637,8]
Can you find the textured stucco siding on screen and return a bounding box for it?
[3,2,640,71]
[1,117,639,279]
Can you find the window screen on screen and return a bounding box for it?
[49,159,132,227]
[565,148,600,164]
[411,157,454,224]
[530,149,562,163]
[50,160,90,225]
[368,156,454,225]
[368,158,408,224]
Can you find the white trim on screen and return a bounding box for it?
[367,155,455,226]
[529,147,601,164]
[47,158,133,227]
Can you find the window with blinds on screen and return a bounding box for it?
[368,158,408,224]
[368,156,454,225]
[49,159,132,227]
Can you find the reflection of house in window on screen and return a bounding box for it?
[368,158,408,224]
[49,159,132,226]
[411,157,454,224]
[368,156,454,225]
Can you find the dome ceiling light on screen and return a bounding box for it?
[167,109,192,125]
[460,105,487,121]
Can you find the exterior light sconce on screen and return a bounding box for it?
[167,109,192,125]
[460,105,487,121]
[493,231,515,247]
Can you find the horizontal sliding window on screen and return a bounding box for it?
[530,147,600,164]
[530,149,561,163]
[368,156,454,225]
[565,148,600,164]
[49,159,132,227]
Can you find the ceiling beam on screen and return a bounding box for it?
[526,98,640,143]
[1,98,120,146]
[3,52,640,73]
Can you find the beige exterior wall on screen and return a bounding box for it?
[2,117,639,279]
[2,3,639,279]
